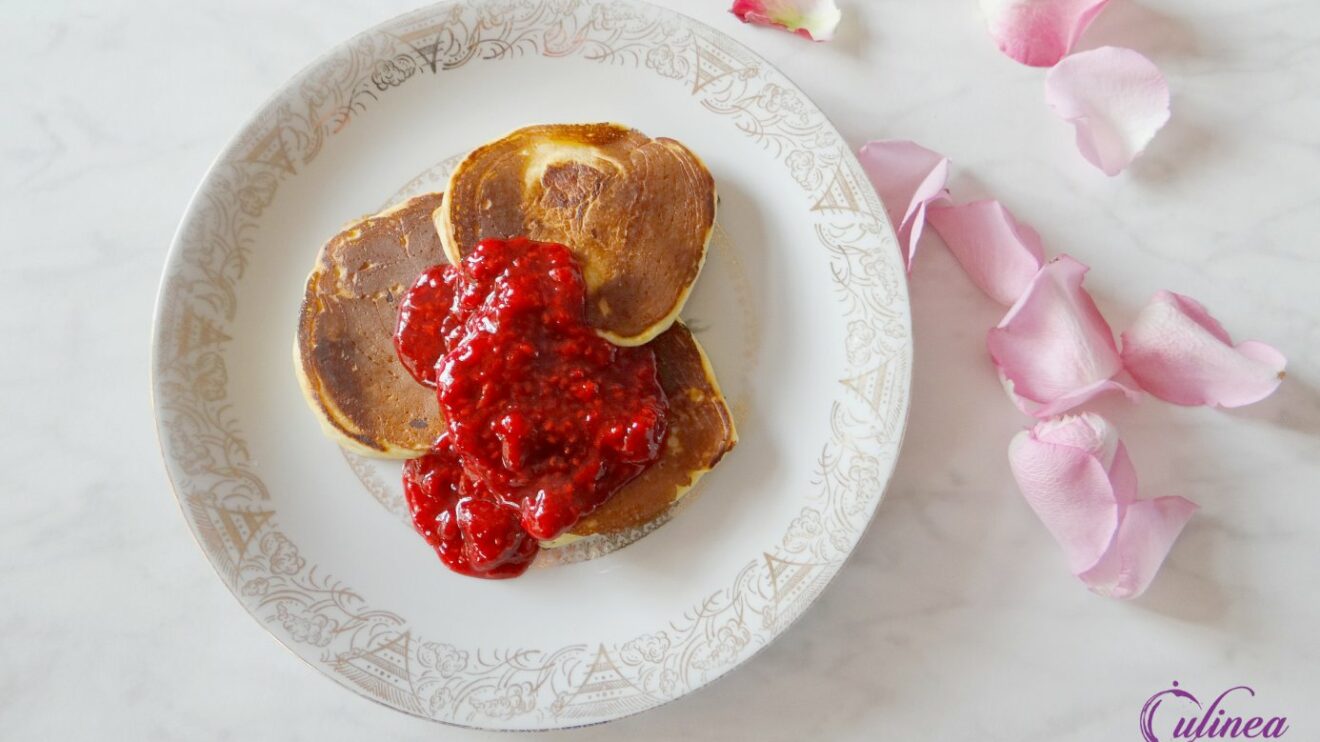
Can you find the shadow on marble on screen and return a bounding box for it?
[1129,105,1225,187]
[942,169,1003,206]
[1078,1,1201,61]
[1222,372,1320,438]
[829,2,874,61]
[1132,515,1230,624]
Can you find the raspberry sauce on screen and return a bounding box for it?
[394,238,669,578]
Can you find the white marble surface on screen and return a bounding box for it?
[3,0,1318,739]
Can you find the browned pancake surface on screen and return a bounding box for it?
[296,193,447,456]
[298,191,735,535]
[440,123,716,345]
[569,322,737,537]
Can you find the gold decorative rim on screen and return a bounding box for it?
[151,0,911,730]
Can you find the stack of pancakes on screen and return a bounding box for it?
[296,123,736,543]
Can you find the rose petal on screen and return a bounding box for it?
[1009,414,1122,573]
[1044,47,1171,176]
[980,0,1111,67]
[1001,373,1139,419]
[1106,438,1138,505]
[989,256,1137,418]
[1120,290,1287,407]
[1010,414,1197,599]
[731,0,842,41]
[1031,409,1118,470]
[928,200,1046,305]
[857,140,950,270]
[1080,496,1197,599]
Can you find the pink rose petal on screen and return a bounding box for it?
[928,200,1046,306]
[857,140,950,270]
[1080,496,1198,599]
[1009,414,1123,573]
[1009,413,1197,599]
[1120,290,1287,407]
[1045,47,1171,176]
[731,0,842,41]
[1106,438,1138,506]
[1000,372,1138,419]
[980,0,1111,67]
[989,255,1138,418]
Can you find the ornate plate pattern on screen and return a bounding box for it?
[152,0,910,730]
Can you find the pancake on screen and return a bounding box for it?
[297,192,736,539]
[556,321,737,541]
[437,123,716,346]
[295,193,447,458]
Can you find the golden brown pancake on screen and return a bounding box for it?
[295,193,447,458]
[297,191,735,538]
[565,321,736,538]
[437,123,716,346]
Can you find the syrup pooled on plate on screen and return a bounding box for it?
[395,237,669,578]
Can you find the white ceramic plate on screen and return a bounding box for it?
[152,0,911,730]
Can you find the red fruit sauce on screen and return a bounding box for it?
[394,237,669,578]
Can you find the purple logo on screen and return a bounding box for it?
[1140,681,1289,741]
